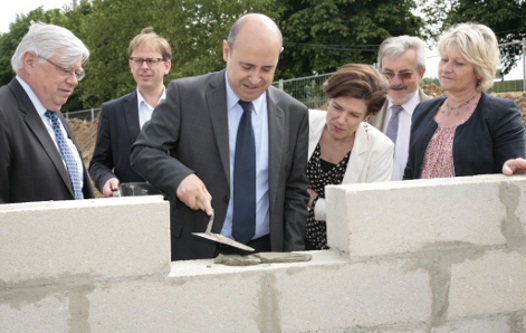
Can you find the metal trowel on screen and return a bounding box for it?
[193,210,255,252]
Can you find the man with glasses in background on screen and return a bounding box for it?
[0,22,93,204]
[369,36,430,181]
[90,27,172,197]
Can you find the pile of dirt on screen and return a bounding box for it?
[68,85,526,197]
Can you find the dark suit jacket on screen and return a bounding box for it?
[0,78,94,203]
[130,70,309,260]
[89,90,145,192]
[404,92,526,179]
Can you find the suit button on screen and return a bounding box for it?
[223,195,229,202]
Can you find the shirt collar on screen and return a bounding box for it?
[136,87,166,108]
[224,72,266,114]
[16,76,47,116]
[387,89,422,115]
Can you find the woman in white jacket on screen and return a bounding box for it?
[306,64,394,250]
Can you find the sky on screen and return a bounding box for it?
[1,1,523,81]
[0,0,72,34]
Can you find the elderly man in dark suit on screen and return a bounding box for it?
[130,13,309,260]
[89,27,172,197]
[0,22,93,204]
[368,35,430,181]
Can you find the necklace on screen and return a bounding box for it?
[441,93,478,116]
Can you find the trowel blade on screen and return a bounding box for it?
[193,232,255,252]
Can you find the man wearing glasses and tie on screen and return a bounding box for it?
[369,36,430,181]
[90,27,172,197]
[0,22,93,204]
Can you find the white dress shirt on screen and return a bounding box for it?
[382,92,421,181]
[221,76,270,241]
[137,87,166,129]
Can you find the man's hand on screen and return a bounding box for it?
[102,178,120,197]
[176,174,213,215]
[503,158,526,176]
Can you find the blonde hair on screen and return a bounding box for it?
[128,27,171,60]
[438,22,500,92]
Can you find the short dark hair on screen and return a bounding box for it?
[323,63,389,117]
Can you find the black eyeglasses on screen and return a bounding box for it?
[381,71,413,81]
[38,55,85,81]
[129,57,165,67]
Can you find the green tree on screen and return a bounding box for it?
[421,0,526,74]
[421,77,440,86]
[82,0,275,108]
[274,0,425,79]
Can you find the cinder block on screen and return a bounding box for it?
[0,196,170,288]
[274,252,431,332]
[0,291,70,332]
[87,259,270,333]
[326,175,526,257]
[449,250,526,317]
[431,316,510,333]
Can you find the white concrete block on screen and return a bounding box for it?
[0,196,170,288]
[0,291,70,332]
[87,260,269,333]
[274,252,431,332]
[326,175,526,257]
[431,316,510,333]
[449,250,526,317]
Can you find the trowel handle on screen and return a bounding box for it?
[205,210,214,233]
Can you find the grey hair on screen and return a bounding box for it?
[11,21,89,73]
[377,35,426,70]
[227,13,282,50]
[437,22,499,92]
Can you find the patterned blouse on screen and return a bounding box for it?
[305,143,351,250]
[421,109,475,179]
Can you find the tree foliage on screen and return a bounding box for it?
[274,0,424,78]
[421,0,526,74]
[0,0,424,109]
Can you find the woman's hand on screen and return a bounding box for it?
[307,188,318,208]
[503,158,526,176]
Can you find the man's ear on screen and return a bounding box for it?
[22,51,38,73]
[222,40,230,62]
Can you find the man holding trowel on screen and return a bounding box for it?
[130,13,309,260]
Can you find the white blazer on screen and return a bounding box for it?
[308,109,394,221]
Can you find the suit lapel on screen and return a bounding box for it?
[123,91,141,143]
[206,72,230,183]
[11,80,74,197]
[267,88,284,208]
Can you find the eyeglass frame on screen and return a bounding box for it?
[129,57,167,67]
[37,55,85,81]
[381,71,414,81]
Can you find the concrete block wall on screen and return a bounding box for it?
[1,174,525,332]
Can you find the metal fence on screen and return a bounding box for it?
[64,108,101,122]
[272,72,333,110]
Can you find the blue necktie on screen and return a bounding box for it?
[45,111,83,200]
[385,105,404,144]
[232,100,256,244]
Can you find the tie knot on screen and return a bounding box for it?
[238,100,253,114]
[391,105,404,115]
[45,110,58,120]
